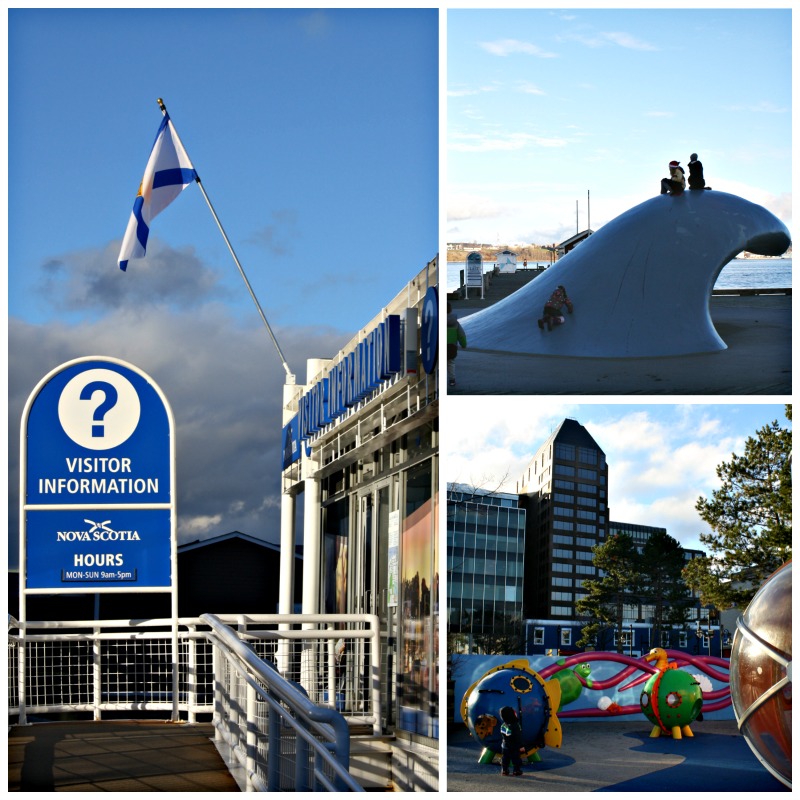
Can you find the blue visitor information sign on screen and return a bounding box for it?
[20,357,176,593]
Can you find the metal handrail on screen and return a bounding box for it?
[9,613,380,790]
[201,613,364,791]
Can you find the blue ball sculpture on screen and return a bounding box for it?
[461,659,562,764]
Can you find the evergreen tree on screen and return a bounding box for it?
[576,532,641,652]
[684,407,792,608]
[638,530,693,643]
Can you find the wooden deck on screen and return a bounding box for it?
[8,720,240,792]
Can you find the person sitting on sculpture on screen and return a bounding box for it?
[687,153,709,190]
[660,160,686,195]
[538,284,574,331]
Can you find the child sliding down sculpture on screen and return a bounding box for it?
[537,285,574,331]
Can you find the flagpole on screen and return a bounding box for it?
[157,98,295,382]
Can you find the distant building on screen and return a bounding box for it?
[446,484,526,651]
[518,418,609,621]
[556,229,594,257]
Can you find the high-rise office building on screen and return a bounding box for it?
[518,418,609,621]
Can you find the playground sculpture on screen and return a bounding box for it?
[639,647,704,739]
[459,190,791,358]
[461,659,562,765]
[729,561,792,788]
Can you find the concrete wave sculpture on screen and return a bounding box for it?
[460,191,791,357]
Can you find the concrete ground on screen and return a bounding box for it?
[446,721,789,792]
[447,295,791,394]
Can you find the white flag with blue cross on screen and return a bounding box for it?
[118,113,196,271]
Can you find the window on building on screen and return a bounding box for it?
[577,482,597,495]
[553,548,573,559]
[577,496,597,507]
[550,605,571,616]
[679,631,688,648]
[575,565,596,575]
[533,626,545,645]
[555,443,575,461]
[614,629,633,647]
[554,506,575,517]
[553,577,573,587]
[576,523,596,533]
[577,468,597,480]
[554,479,575,490]
[576,550,594,561]
[553,534,573,545]
[554,492,573,503]
[660,630,670,647]
[553,520,574,531]
[577,509,597,520]
[560,628,572,646]
[578,447,597,465]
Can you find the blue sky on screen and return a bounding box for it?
[9,8,438,328]
[443,401,791,553]
[447,7,792,246]
[6,8,438,562]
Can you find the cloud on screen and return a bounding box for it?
[517,81,546,96]
[601,31,658,51]
[38,240,228,315]
[721,101,789,114]
[247,208,301,257]
[447,193,508,222]
[448,84,500,98]
[449,131,568,153]
[566,31,658,51]
[479,39,558,58]
[8,246,353,567]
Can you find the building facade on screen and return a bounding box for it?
[518,418,609,621]
[446,484,526,651]
[445,452,719,659]
[280,258,438,790]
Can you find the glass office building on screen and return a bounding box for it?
[446,485,526,647]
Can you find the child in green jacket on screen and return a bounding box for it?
[446,302,467,387]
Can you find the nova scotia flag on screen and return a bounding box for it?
[118,113,197,271]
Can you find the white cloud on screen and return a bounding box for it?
[517,81,546,96]
[449,130,569,153]
[565,30,658,51]
[479,39,558,58]
[601,31,658,51]
[447,192,508,222]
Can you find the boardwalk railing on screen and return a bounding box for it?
[8,613,380,789]
[202,613,364,791]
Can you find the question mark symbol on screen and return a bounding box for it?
[79,381,119,438]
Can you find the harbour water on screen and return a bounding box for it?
[447,257,792,293]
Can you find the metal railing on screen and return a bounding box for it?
[203,614,364,791]
[8,613,381,789]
